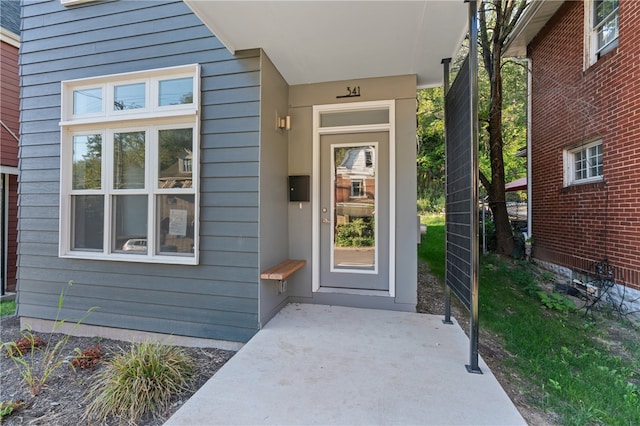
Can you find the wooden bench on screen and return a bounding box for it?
[260,259,306,281]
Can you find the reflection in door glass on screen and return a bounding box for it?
[333,145,376,270]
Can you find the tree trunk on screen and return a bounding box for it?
[478,0,519,257]
[488,41,514,256]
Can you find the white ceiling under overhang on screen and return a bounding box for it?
[184,1,468,88]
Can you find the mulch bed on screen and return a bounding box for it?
[0,315,234,425]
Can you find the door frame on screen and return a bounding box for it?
[312,100,396,296]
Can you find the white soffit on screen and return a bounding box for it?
[503,0,565,57]
[184,1,468,88]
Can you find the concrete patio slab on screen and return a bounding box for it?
[165,304,525,425]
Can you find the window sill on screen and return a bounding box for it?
[59,252,199,265]
[561,178,605,194]
[585,40,618,74]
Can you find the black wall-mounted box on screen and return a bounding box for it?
[288,175,310,202]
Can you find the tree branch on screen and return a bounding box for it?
[479,170,491,193]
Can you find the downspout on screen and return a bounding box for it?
[526,58,532,238]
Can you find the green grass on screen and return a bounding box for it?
[418,213,445,280]
[418,218,640,425]
[0,300,16,317]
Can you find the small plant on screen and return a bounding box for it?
[3,334,46,358]
[0,281,97,396]
[71,343,103,370]
[83,341,195,423]
[537,291,576,313]
[0,400,25,419]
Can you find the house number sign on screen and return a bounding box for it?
[336,86,361,99]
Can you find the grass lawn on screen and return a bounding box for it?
[419,213,640,425]
[0,300,16,318]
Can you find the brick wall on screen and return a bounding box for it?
[529,0,640,291]
[1,40,20,167]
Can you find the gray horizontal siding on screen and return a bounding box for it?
[18,0,262,342]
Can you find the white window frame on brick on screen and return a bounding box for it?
[584,0,619,67]
[59,64,200,265]
[564,139,604,187]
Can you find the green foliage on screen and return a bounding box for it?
[334,218,374,247]
[478,60,528,186]
[537,291,576,314]
[0,300,16,317]
[416,88,446,212]
[84,341,195,423]
[0,281,98,396]
[478,255,640,425]
[418,214,445,280]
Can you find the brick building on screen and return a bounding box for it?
[506,0,640,296]
[1,0,20,295]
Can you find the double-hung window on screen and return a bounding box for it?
[586,0,619,66]
[59,64,200,264]
[564,140,604,186]
[350,179,365,198]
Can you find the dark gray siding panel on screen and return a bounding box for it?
[19,0,261,342]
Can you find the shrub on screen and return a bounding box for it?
[335,218,374,247]
[84,341,195,423]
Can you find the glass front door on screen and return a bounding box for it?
[320,132,389,291]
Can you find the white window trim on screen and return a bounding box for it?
[350,179,366,198]
[59,65,200,265]
[584,0,619,68]
[61,0,96,5]
[563,139,604,187]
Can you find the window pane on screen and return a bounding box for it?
[72,195,104,251]
[320,109,389,127]
[595,0,619,51]
[159,77,193,106]
[595,0,618,24]
[73,134,102,190]
[73,88,102,114]
[158,128,193,188]
[114,83,146,110]
[112,195,147,253]
[157,195,195,255]
[589,144,603,177]
[574,149,587,181]
[114,131,145,189]
[334,145,376,270]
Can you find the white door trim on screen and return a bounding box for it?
[312,100,395,297]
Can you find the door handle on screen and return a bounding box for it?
[322,218,330,224]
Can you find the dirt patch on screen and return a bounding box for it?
[0,316,234,425]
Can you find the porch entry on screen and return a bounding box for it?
[312,101,395,295]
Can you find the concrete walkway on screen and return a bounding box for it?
[165,304,525,425]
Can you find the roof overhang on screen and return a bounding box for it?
[184,1,468,88]
[505,177,527,192]
[503,0,565,57]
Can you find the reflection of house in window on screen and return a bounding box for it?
[350,179,365,198]
[334,145,376,222]
[179,156,192,173]
[159,148,193,188]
